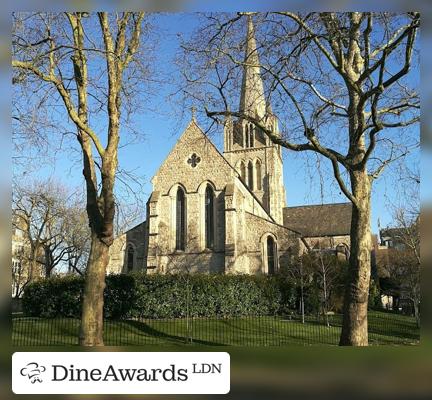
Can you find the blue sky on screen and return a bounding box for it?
[26,13,420,235]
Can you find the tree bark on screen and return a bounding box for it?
[79,231,109,346]
[340,169,372,346]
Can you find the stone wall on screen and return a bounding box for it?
[227,209,298,274]
[107,221,147,274]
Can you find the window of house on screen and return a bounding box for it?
[176,187,186,250]
[205,185,215,249]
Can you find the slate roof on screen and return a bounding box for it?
[283,202,352,237]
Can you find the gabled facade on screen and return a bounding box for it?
[140,118,298,274]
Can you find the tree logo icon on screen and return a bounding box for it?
[20,362,46,383]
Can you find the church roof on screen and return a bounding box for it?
[283,202,352,237]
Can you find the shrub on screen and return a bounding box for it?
[22,275,84,318]
[22,273,292,319]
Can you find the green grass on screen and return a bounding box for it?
[12,311,419,346]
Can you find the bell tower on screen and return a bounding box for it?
[224,15,286,224]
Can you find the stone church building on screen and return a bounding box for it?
[108,17,352,276]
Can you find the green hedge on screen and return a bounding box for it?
[22,273,294,319]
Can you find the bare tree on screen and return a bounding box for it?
[179,12,420,345]
[63,206,91,276]
[382,166,420,325]
[12,180,67,281]
[384,246,420,326]
[282,255,311,323]
[43,196,92,277]
[391,164,420,264]
[305,249,342,327]
[12,179,91,279]
[12,12,153,345]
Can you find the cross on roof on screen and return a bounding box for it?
[191,106,197,120]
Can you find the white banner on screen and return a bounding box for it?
[12,352,230,394]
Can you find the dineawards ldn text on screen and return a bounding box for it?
[52,364,193,382]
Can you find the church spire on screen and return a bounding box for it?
[239,14,266,120]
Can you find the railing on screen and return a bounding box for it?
[12,311,420,346]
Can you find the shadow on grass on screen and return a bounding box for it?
[114,319,224,346]
[368,322,419,341]
[12,312,420,346]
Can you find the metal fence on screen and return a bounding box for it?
[12,311,420,346]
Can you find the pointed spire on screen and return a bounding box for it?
[239,15,266,119]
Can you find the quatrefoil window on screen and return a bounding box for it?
[187,153,201,168]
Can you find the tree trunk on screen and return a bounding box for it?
[413,300,420,328]
[29,242,42,281]
[79,231,109,346]
[44,246,52,278]
[339,169,372,346]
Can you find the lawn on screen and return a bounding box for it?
[12,311,419,346]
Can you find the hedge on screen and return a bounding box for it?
[22,273,296,319]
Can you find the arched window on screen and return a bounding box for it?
[256,160,262,190]
[267,236,276,275]
[249,123,254,147]
[255,127,266,146]
[234,122,243,147]
[176,187,186,250]
[127,245,135,272]
[205,185,215,249]
[248,161,254,190]
[240,161,246,182]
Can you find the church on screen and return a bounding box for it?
[107,17,352,276]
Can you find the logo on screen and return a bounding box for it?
[13,352,230,394]
[20,362,46,383]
